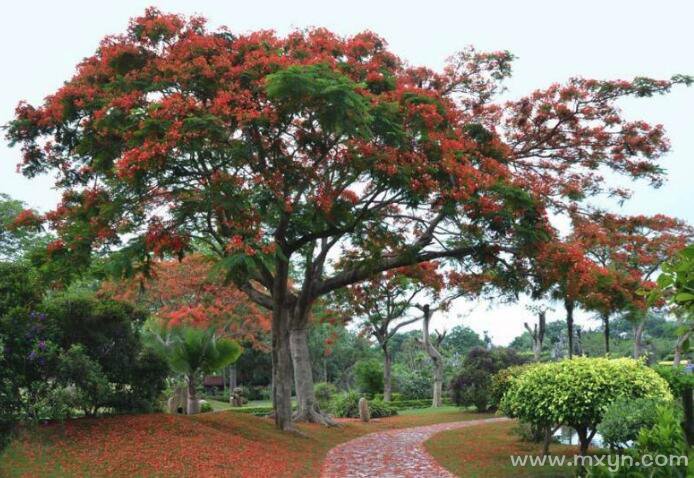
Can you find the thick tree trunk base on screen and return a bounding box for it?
[292,405,339,427]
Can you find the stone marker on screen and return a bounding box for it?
[358,397,370,422]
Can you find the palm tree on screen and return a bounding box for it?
[146,321,242,414]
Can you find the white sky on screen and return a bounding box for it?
[2,0,692,344]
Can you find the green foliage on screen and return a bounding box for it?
[597,397,665,450]
[199,401,213,413]
[145,321,242,379]
[653,364,694,395]
[43,293,169,414]
[1,276,168,426]
[58,345,111,416]
[354,359,384,396]
[314,382,337,409]
[330,391,397,418]
[500,357,672,451]
[511,421,546,443]
[489,364,532,409]
[265,64,372,137]
[451,347,525,412]
[0,194,48,261]
[589,404,688,477]
[394,367,432,400]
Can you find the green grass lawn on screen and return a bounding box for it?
[426,420,592,477]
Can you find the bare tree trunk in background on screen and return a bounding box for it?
[673,331,691,367]
[524,310,546,362]
[565,299,575,359]
[383,344,393,402]
[187,374,200,415]
[633,318,646,360]
[602,313,611,355]
[230,364,237,390]
[421,305,444,407]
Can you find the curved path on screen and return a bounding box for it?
[320,417,508,478]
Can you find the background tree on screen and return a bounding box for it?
[450,347,524,412]
[418,304,447,406]
[145,321,242,414]
[650,243,694,365]
[573,213,692,359]
[523,306,548,361]
[344,266,437,401]
[0,194,48,261]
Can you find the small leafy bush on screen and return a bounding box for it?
[394,368,432,400]
[511,420,545,443]
[597,397,664,450]
[200,401,213,413]
[314,382,337,409]
[653,364,694,395]
[589,404,688,477]
[331,391,397,418]
[354,360,384,396]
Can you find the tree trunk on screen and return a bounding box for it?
[576,427,590,456]
[633,319,646,360]
[525,310,546,362]
[542,426,552,456]
[229,364,237,390]
[383,346,393,402]
[187,375,200,415]
[290,325,337,426]
[271,303,294,431]
[603,313,610,355]
[421,305,444,407]
[673,331,690,367]
[565,300,575,359]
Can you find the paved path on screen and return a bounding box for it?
[320,417,508,478]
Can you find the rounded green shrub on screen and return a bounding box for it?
[500,357,672,454]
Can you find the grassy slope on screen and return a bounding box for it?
[0,407,491,478]
[425,420,586,478]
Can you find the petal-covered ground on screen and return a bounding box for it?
[425,419,578,477]
[0,407,492,477]
[321,417,508,478]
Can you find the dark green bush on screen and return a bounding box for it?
[331,391,397,418]
[354,360,384,396]
[451,347,525,412]
[653,365,694,395]
[394,368,432,400]
[200,402,213,413]
[597,397,665,450]
[314,382,337,409]
[589,404,687,477]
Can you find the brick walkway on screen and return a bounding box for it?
[321,417,508,478]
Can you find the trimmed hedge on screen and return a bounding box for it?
[227,405,275,416]
[387,399,452,410]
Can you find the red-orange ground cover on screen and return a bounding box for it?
[425,420,578,477]
[0,409,489,477]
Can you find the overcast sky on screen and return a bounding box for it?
[2,0,692,344]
